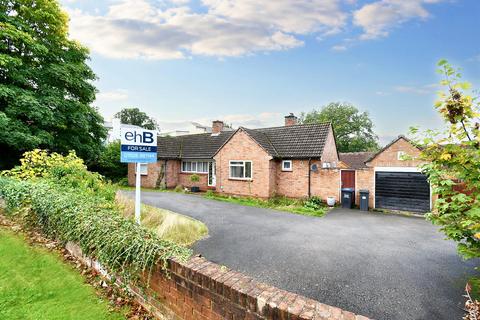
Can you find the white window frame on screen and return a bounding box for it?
[281,160,292,171]
[229,160,253,180]
[397,151,406,160]
[135,163,149,176]
[181,160,209,174]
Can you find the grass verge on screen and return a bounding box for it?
[0,228,126,320]
[204,192,329,217]
[116,193,208,246]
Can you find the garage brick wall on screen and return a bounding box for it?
[367,138,424,168]
[214,130,274,198]
[355,169,374,206]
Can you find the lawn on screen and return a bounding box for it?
[116,193,208,246]
[204,191,329,217]
[0,228,126,320]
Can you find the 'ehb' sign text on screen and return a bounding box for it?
[120,128,158,163]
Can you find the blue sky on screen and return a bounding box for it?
[60,0,480,144]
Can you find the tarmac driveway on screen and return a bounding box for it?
[127,191,479,320]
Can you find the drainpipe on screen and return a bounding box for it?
[164,160,168,188]
[308,158,312,198]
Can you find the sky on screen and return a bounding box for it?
[60,0,480,144]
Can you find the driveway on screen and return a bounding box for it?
[126,191,478,320]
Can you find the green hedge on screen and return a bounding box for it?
[0,178,191,280]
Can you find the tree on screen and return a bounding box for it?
[114,107,158,130]
[300,102,379,152]
[90,141,127,182]
[411,60,480,260]
[0,0,106,169]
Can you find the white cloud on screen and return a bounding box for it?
[394,83,438,95]
[65,0,346,60]
[96,89,129,102]
[332,44,347,51]
[353,0,443,40]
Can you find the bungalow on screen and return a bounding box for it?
[128,114,340,199]
[128,115,433,213]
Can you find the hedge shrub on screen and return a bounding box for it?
[0,177,191,281]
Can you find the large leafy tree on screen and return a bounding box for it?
[300,102,379,152]
[412,60,480,260]
[114,107,158,130]
[89,141,127,182]
[0,0,106,169]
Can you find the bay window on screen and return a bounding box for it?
[229,160,252,180]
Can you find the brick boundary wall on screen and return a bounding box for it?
[66,243,370,320]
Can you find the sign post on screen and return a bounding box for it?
[120,128,158,225]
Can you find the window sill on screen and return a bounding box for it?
[281,169,293,172]
[180,172,208,175]
[228,178,253,181]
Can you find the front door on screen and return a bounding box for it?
[341,170,355,189]
[208,161,216,187]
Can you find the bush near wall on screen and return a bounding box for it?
[0,150,191,283]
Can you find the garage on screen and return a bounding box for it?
[375,171,430,213]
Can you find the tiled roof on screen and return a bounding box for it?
[251,123,331,159]
[339,152,375,169]
[157,123,332,160]
[157,131,234,159]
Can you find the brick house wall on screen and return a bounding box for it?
[311,168,341,202]
[178,172,209,191]
[275,160,309,198]
[128,162,162,188]
[321,128,340,165]
[214,130,274,198]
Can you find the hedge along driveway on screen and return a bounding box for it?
[0,228,125,320]
[126,190,480,320]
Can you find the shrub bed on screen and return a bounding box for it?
[0,150,191,283]
[0,178,191,280]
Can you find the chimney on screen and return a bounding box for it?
[212,120,224,134]
[284,113,298,126]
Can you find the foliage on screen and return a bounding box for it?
[114,107,159,130]
[116,193,208,246]
[1,149,115,200]
[0,178,191,282]
[300,102,380,152]
[411,60,480,260]
[204,192,328,217]
[190,173,200,184]
[0,229,125,320]
[303,196,323,210]
[90,141,127,182]
[0,0,106,169]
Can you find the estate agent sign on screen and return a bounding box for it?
[120,128,158,224]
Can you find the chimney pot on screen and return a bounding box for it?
[284,113,298,126]
[212,120,224,134]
